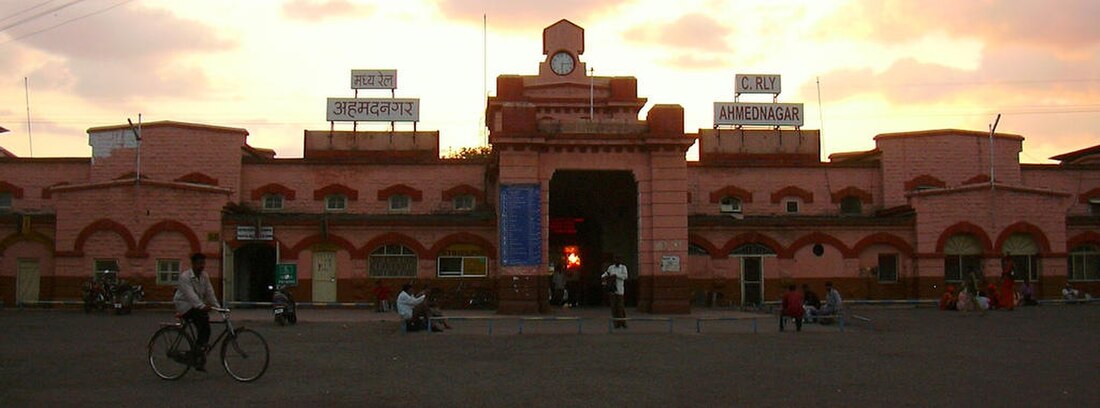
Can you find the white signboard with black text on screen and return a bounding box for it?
[714,102,804,127]
[351,69,397,90]
[735,74,782,94]
[327,98,419,122]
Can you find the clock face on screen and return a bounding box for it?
[550,51,575,75]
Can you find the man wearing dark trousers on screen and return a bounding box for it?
[602,256,628,329]
[173,253,220,371]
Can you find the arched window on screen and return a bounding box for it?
[369,245,418,278]
[1068,245,1100,281]
[719,196,742,214]
[729,243,777,257]
[944,234,982,282]
[437,244,488,277]
[839,196,862,215]
[1002,233,1040,281]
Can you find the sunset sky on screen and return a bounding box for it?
[1,0,1098,162]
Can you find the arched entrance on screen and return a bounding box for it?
[549,170,638,306]
[729,243,777,306]
[234,243,276,302]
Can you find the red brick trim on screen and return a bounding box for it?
[251,183,296,201]
[0,181,24,198]
[283,233,359,260]
[136,220,202,258]
[313,184,358,201]
[441,184,484,202]
[377,184,423,202]
[0,230,54,257]
[72,219,139,258]
[1078,187,1100,204]
[786,232,853,259]
[1067,231,1100,250]
[720,232,787,258]
[830,186,872,204]
[963,174,991,185]
[994,221,1053,255]
[708,185,753,203]
[770,185,813,204]
[904,174,946,191]
[174,172,219,186]
[850,232,914,258]
[688,233,722,260]
[428,232,497,260]
[934,221,993,255]
[361,232,430,260]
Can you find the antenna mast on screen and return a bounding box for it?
[24,77,33,157]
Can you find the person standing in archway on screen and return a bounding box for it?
[998,256,1017,311]
[602,256,628,329]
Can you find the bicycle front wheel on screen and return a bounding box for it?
[221,328,269,382]
[148,326,193,380]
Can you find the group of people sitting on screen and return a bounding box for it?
[779,281,844,332]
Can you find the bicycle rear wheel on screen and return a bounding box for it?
[221,328,269,382]
[148,326,193,380]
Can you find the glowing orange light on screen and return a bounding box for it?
[564,246,581,269]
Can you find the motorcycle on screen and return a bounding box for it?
[112,280,144,315]
[81,272,143,315]
[271,285,297,326]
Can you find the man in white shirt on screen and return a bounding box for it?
[602,256,628,329]
[172,253,220,371]
[397,284,443,332]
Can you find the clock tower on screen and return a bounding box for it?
[539,19,586,80]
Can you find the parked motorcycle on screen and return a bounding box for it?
[81,271,143,315]
[271,285,297,326]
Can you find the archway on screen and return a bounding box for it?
[233,243,276,302]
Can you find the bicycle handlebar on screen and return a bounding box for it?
[211,307,230,313]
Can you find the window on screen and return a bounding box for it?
[1068,246,1100,281]
[453,195,475,211]
[325,194,347,211]
[93,259,121,282]
[156,259,181,285]
[369,245,418,278]
[719,196,742,214]
[1090,199,1100,215]
[0,192,11,210]
[389,194,411,212]
[785,200,799,214]
[262,194,284,211]
[437,244,488,277]
[840,196,862,215]
[944,234,982,282]
[878,253,898,282]
[1002,234,1040,281]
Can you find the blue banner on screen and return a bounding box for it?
[500,184,542,266]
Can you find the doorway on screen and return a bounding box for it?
[312,251,337,302]
[741,257,763,306]
[549,170,638,306]
[16,258,40,304]
[234,244,276,302]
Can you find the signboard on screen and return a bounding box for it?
[236,226,274,241]
[351,69,397,89]
[326,98,419,122]
[275,263,298,287]
[735,74,781,94]
[660,255,681,272]
[499,184,542,266]
[714,102,804,127]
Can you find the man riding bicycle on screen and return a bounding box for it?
[173,253,220,371]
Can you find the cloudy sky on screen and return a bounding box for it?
[0,0,1098,162]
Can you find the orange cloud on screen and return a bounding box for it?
[622,13,732,53]
[822,0,1100,51]
[281,0,374,21]
[436,0,624,30]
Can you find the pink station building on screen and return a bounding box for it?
[2,21,1099,314]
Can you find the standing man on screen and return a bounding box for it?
[173,253,220,371]
[550,266,566,306]
[602,256,628,329]
[780,284,805,332]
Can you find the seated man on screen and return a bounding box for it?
[801,284,821,322]
[396,284,451,332]
[1062,282,1081,303]
[939,285,958,311]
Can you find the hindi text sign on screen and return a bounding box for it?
[351,69,397,89]
[327,98,419,122]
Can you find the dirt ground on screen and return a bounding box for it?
[0,304,1097,407]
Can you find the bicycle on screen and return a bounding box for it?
[147,307,270,382]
